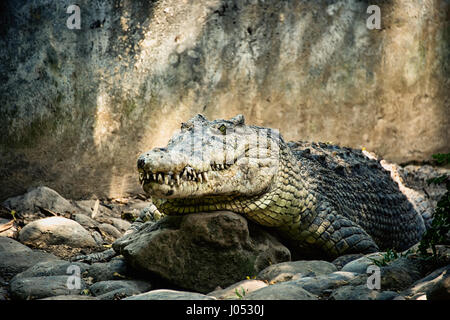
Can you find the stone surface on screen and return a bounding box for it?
[1,0,448,201]
[207,280,269,300]
[89,280,152,297]
[244,281,317,300]
[332,254,364,270]
[0,237,31,253]
[379,257,423,291]
[123,289,216,300]
[98,223,123,240]
[40,295,98,300]
[293,272,358,295]
[113,212,291,293]
[71,213,98,229]
[12,260,90,280]
[341,253,384,274]
[109,218,131,233]
[10,275,87,300]
[401,265,450,300]
[86,258,129,282]
[19,216,97,248]
[257,260,337,283]
[0,250,61,281]
[330,285,399,300]
[2,186,80,215]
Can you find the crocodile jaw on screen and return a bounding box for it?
[138,154,278,199]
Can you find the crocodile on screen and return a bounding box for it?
[74,114,429,262]
[134,114,428,259]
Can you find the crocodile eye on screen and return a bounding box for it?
[218,124,227,135]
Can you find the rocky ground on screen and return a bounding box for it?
[0,166,449,300]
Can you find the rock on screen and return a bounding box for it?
[10,275,87,300]
[426,273,450,300]
[109,218,131,233]
[40,295,98,300]
[98,223,122,240]
[12,261,90,280]
[380,257,423,291]
[207,280,268,300]
[86,258,129,282]
[332,254,364,270]
[0,249,60,281]
[0,237,31,253]
[402,265,450,300]
[293,271,358,296]
[89,280,152,297]
[330,285,399,300]
[19,217,97,248]
[0,218,18,238]
[257,260,337,283]
[123,289,216,300]
[341,253,384,274]
[74,200,113,217]
[244,281,317,300]
[113,212,290,293]
[71,213,98,229]
[91,231,104,245]
[2,186,80,216]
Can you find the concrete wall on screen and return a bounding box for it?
[0,0,449,200]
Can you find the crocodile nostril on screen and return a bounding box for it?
[137,157,146,169]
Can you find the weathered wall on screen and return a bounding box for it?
[0,0,449,200]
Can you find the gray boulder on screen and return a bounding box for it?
[330,284,399,300]
[86,258,129,282]
[401,265,450,300]
[3,186,81,216]
[89,280,152,297]
[207,279,269,300]
[0,238,60,280]
[244,281,317,300]
[12,260,90,280]
[124,289,216,300]
[113,211,290,293]
[19,216,97,248]
[10,275,87,300]
[40,295,98,300]
[257,260,337,283]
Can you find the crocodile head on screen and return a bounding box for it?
[137,114,285,215]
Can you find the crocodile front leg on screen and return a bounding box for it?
[278,202,379,260]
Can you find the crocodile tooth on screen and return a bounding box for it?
[198,173,203,183]
[158,173,163,183]
[164,175,169,184]
[192,171,197,179]
[146,173,150,179]
[175,174,180,185]
[182,170,188,179]
[139,172,144,179]
[153,173,157,181]
[202,172,208,182]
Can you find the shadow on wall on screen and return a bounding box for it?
[0,0,448,201]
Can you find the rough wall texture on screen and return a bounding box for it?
[0,0,449,200]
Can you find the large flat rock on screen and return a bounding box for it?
[113,211,291,293]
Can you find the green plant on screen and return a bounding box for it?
[235,287,246,299]
[418,153,450,260]
[370,248,399,267]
